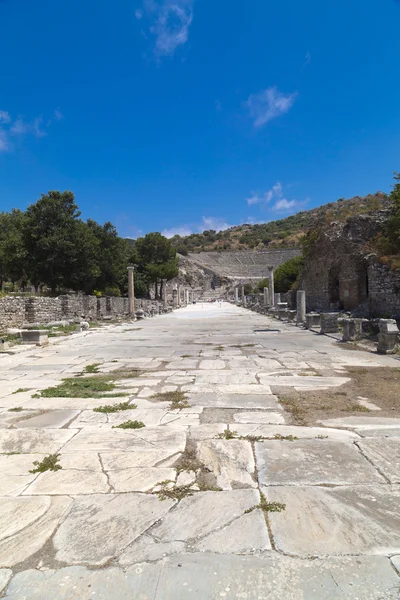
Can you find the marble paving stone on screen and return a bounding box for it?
[188,423,227,440]
[61,427,186,454]
[199,360,226,370]
[232,424,360,441]
[255,439,384,486]
[152,490,259,543]
[0,496,72,567]
[194,509,270,553]
[23,470,109,495]
[355,427,400,438]
[233,411,285,425]
[197,438,256,489]
[119,536,185,565]
[187,392,279,410]
[320,416,400,430]
[391,555,400,574]
[21,397,126,410]
[0,429,78,454]
[0,410,39,428]
[194,372,257,384]
[358,438,400,483]
[53,493,175,565]
[0,474,37,496]
[0,570,12,594]
[258,374,351,388]
[266,485,400,557]
[4,555,400,600]
[108,467,176,492]
[100,450,182,470]
[15,409,79,429]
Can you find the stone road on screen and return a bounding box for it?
[0,303,400,599]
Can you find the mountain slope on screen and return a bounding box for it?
[170,192,389,253]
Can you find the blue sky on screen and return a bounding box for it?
[1,0,400,238]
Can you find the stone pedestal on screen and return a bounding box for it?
[277,302,288,321]
[0,339,10,353]
[21,330,49,346]
[320,313,340,334]
[377,319,399,354]
[274,293,281,306]
[287,310,297,323]
[296,290,306,325]
[342,319,363,342]
[306,313,321,330]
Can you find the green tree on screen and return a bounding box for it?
[134,233,178,298]
[274,256,304,293]
[386,172,400,253]
[0,209,27,288]
[87,220,128,293]
[23,191,99,293]
[254,278,269,293]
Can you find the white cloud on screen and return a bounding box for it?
[201,216,231,232]
[162,225,194,238]
[246,86,297,128]
[0,110,10,124]
[246,181,307,213]
[274,198,296,211]
[0,108,64,152]
[139,0,194,57]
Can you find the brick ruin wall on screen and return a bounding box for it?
[0,295,131,331]
[302,212,400,317]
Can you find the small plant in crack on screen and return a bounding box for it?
[8,407,23,412]
[153,481,195,502]
[245,492,285,515]
[112,420,145,429]
[175,442,203,473]
[218,429,237,440]
[197,482,223,492]
[316,435,328,439]
[30,454,62,474]
[181,354,193,358]
[214,345,224,351]
[346,404,370,413]
[151,391,191,410]
[273,434,298,442]
[94,402,136,414]
[82,363,102,374]
[12,388,31,394]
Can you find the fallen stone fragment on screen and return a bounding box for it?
[197,439,256,489]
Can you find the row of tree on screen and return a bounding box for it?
[0,191,178,297]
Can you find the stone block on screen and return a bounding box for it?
[287,310,297,322]
[305,312,320,329]
[21,330,49,346]
[342,318,363,342]
[320,312,339,334]
[0,339,10,353]
[377,332,398,354]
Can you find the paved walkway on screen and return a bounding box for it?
[0,303,399,598]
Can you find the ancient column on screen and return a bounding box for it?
[263,287,269,307]
[186,289,190,304]
[127,266,135,315]
[268,268,275,307]
[173,287,178,308]
[235,288,239,303]
[296,290,306,325]
[162,279,168,306]
[177,285,181,307]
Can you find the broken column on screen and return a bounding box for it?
[320,313,340,334]
[235,288,239,304]
[173,287,178,308]
[241,285,246,306]
[268,267,275,307]
[263,287,270,307]
[277,302,288,320]
[127,266,135,315]
[342,318,363,342]
[296,290,306,325]
[177,285,181,307]
[377,319,399,354]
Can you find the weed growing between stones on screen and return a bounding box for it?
[8,407,23,412]
[33,375,130,399]
[346,404,370,412]
[245,492,286,515]
[111,359,118,363]
[175,441,203,473]
[12,388,31,394]
[83,363,101,374]
[279,398,307,426]
[112,420,145,429]
[273,434,298,442]
[181,354,193,358]
[94,402,135,414]
[316,435,328,439]
[151,391,191,410]
[218,429,237,440]
[153,481,195,502]
[215,345,224,351]
[30,454,62,474]
[230,344,256,348]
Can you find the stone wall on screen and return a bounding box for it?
[0,294,131,331]
[303,210,400,318]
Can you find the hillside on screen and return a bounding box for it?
[170,192,389,253]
